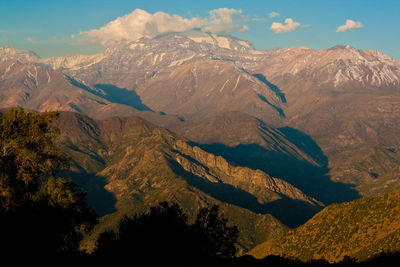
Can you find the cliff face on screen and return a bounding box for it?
[56,111,321,253]
[173,140,321,206]
[3,39,400,198]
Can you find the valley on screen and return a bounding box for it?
[1,31,400,260]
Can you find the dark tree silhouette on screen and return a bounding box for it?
[0,108,97,257]
[94,202,195,263]
[192,205,239,259]
[94,202,239,264]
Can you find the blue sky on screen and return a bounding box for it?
[0,0,399,59]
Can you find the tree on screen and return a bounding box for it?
[94,202,239,263]
[33,177,97,253]
[0,108,68,210]
[0,108,96,255]
[94,202,193,261]
[192,205,239,259]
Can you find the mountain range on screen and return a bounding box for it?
[1,31,400,258]
[55,111,321,253]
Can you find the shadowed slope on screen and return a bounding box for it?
[246,46,400,196]
[180,111,359,205]
[55,112,322,252]
[0,59,184,129]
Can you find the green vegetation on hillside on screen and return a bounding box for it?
[0,108,97,255]
[249,189,400,262]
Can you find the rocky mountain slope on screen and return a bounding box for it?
[0,59,133,117]
[249,189,400,262]
[0,45,41,62]
[178,111,359,205]
[56,34,399,197]
[45,34,285,123]
[242,45,400,196]
[135,59,284,122]
[55,111,322,253]
[0,59,184,129]
[0,34,285,124]
[1,33,400,202]
[247,45,400,89]
[34,33,255,90]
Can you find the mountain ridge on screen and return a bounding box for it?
[178,111,360,205]
[2,33,400,211]
[55,111,322,252]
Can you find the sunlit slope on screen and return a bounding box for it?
[249,189,400,262]
[55,112,321,253]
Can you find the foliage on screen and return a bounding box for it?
[193,205,239,259]
[94,202,239,262]
[0,108,96,255]
[0,107,69,210]
[33,177,97,251]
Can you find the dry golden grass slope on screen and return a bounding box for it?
[249,189,400,262]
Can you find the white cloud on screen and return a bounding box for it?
[81,8,250,46]
[270,18,301,34]
[336,19,363,32]
[269,12,280,18]
[26,37,37,44]
[202,8,249,34]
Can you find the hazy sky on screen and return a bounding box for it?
[1,0,399,59]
